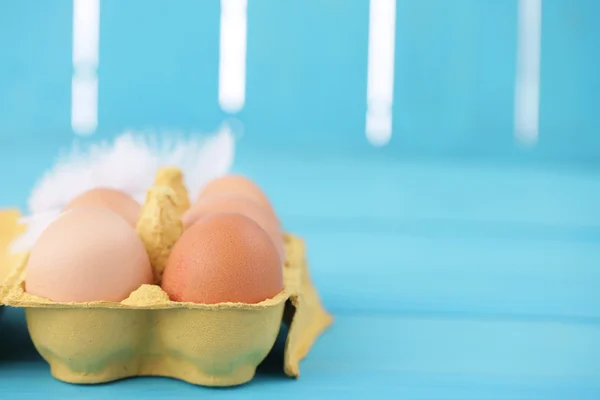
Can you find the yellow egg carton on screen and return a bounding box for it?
[0,168,332,387]
[0,209,25,320]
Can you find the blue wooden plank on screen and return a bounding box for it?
[296,227,600,317]
[2,309,600,398]
[241,0,370,150]
[0,0,72,144]
[234,148,600,228]
[539,0,600,162]
[97,0,224,138]
[393,0,517,157]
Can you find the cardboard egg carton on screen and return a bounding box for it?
[0,168,332,387]
[0,209,24,321]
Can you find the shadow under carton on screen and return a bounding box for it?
[0,169,332,387]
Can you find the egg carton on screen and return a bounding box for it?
[0,210,25,321]
[0,169,332,387]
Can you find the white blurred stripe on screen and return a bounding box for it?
[71,75,98,136]
[72,0,100,136]
[72,0,100,65]
[366,0,396,147]
[514,0,542,145]
[219,0,248,114]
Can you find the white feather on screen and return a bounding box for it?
[11,124,235,253]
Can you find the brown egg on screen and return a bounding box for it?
[64,188,141,227]
[196,175,277,220]
[161,213,283,304]
[25,207,153,302]
[182,195,284,261]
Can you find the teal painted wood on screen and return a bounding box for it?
[2,148,600,397]
[540,0,600,162]
[0,0,599,160]
[0,1,71,144]
[97,0,225,135]
[2,307,600,398]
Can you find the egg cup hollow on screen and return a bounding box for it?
[0,172,332,387]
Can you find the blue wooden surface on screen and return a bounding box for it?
[1,0,600,398]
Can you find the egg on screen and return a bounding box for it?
[196,175,277,220]
[161,213,283,304]
[25,206,153,302]
[64,188,141,227]
[181,195,284,261]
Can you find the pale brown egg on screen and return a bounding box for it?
[196,175,277,220]
[64,188,141,227]
[161,213,283,304]
[25,206,153,302]
[182,195,284,261]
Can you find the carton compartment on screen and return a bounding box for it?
[25,304,285,386]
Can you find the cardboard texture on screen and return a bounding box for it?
[0,210,25,286]
[0,168,332,387]
[0,209,26,320]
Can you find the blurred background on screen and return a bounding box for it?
[1,0,600,397]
